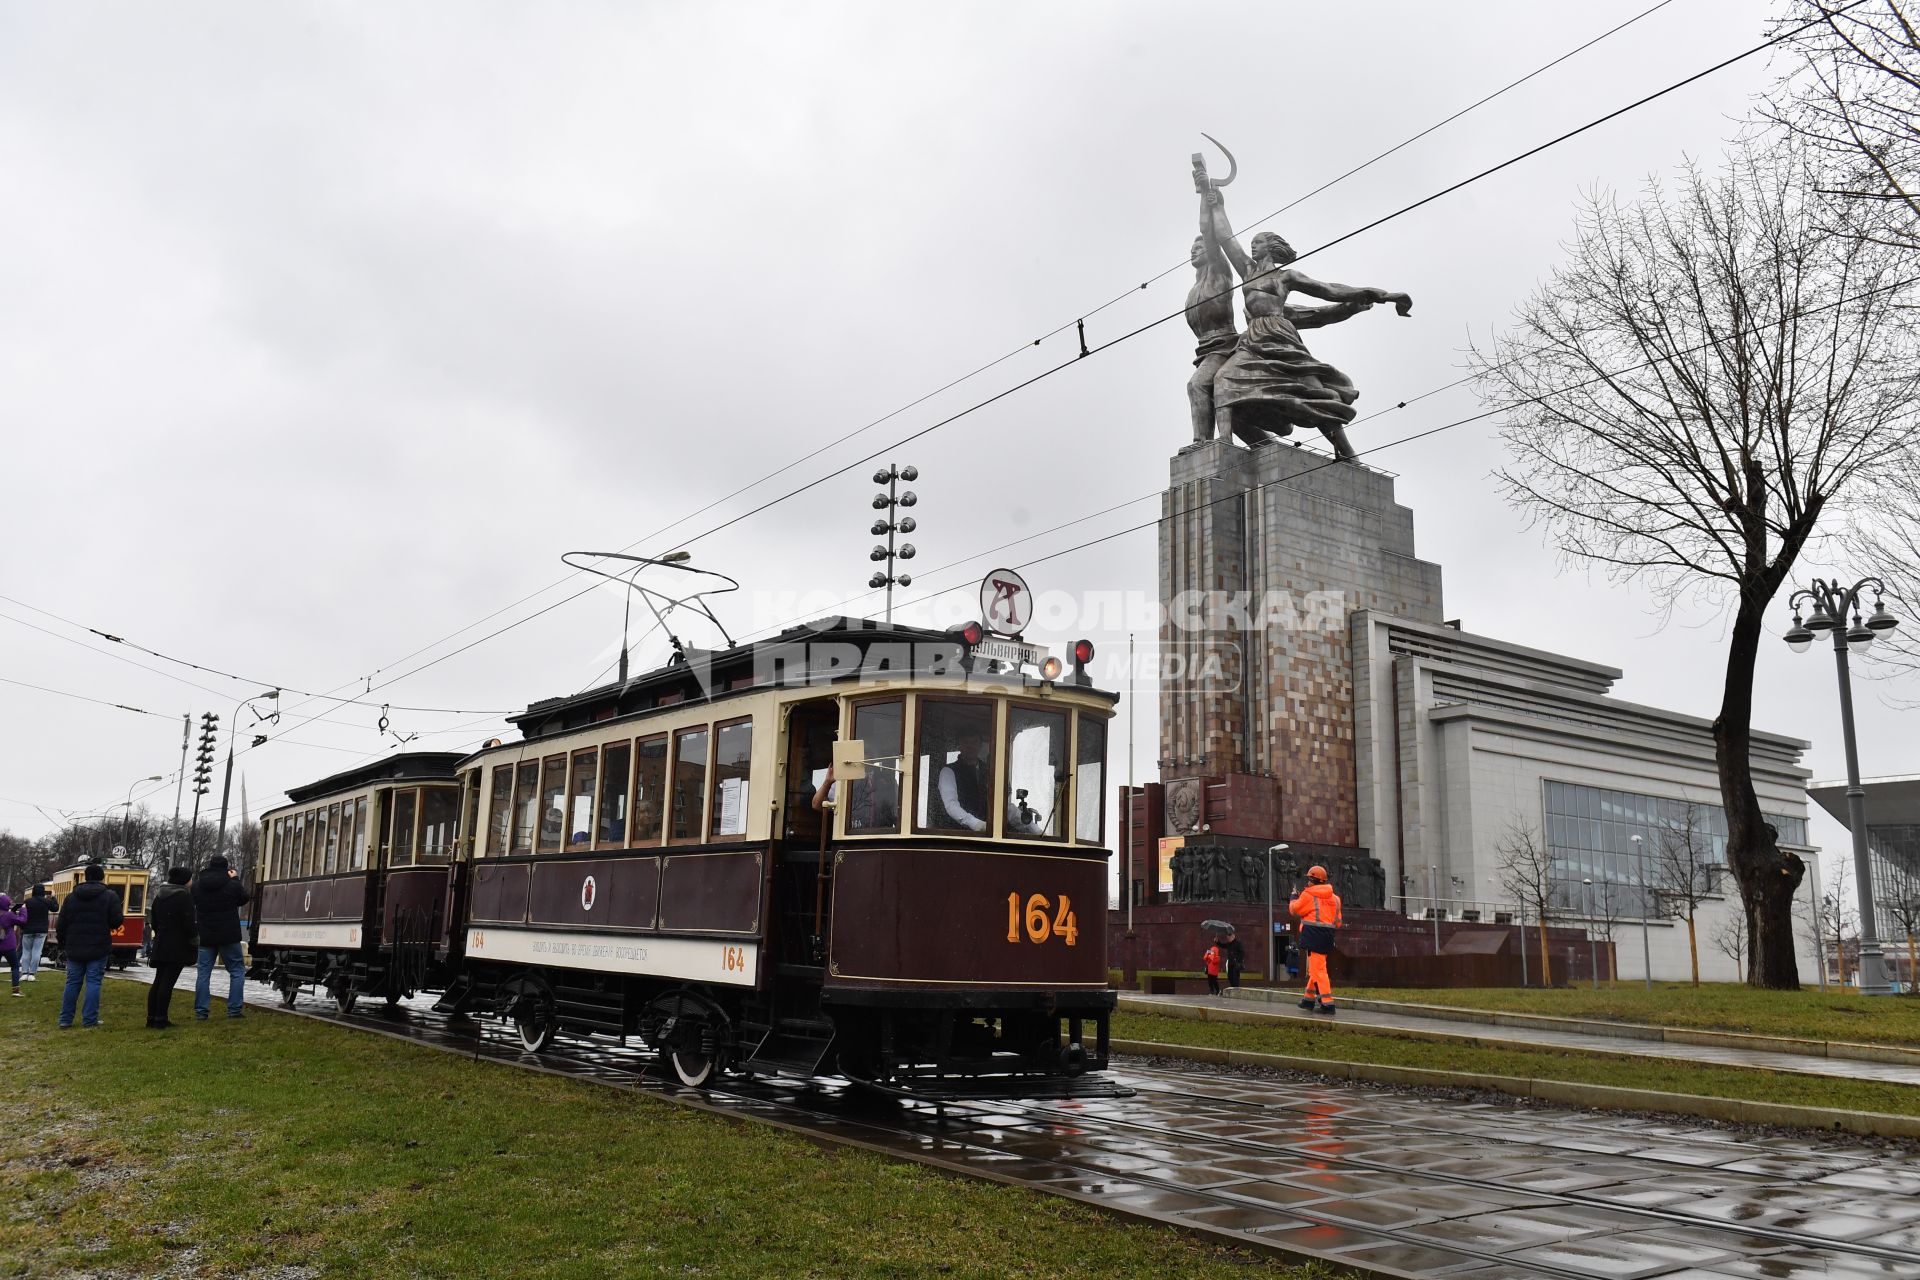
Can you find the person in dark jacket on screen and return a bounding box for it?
[19,884,54,981]
[56,864,125,1028]
[146,866,197,1029]
[192,856,251,1020]
[1221,927,1247,990]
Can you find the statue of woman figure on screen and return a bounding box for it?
[1206,197,1411,460]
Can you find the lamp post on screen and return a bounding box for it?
[1582,877,1599,989]
[217,689,280,853]
[868,465,918,623]
[1266,843,1290,983]
[1428,863,1441,956]
[120,775,163,852]
[1784,576,1900,995]
[1629,833,1652,990]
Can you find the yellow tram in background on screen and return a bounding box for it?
[44,862,150,968]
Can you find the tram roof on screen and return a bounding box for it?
[282,750,468,805]
[504,615,1114,745]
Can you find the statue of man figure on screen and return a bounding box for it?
[1186,148,1413,458]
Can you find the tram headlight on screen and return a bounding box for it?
[1040,656,1064,681]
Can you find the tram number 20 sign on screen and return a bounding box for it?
[1004,892,1079,947]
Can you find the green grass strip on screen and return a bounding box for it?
[1111,1011,1920,1118]
[1338,982,1920,1048]
[0,996,1332,1279]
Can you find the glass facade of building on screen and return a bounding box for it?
[1543,781,1809,919]
[1865,824,1920,944]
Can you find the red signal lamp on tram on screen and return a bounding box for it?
[1069,638,1094,685]
[959,620,985,647]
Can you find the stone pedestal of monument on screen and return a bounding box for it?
[1154,439,1442,848]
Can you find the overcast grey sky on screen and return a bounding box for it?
[1,1,1902,877]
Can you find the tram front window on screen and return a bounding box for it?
[849,698,903,833]
[1004,705,1067,840]
[1076,714,1107,845]
[419,787,458,863]
[389,789,418,867]
[915,700,996,835]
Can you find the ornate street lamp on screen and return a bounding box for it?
[868,464,918,624]
[1785,576,1900,994]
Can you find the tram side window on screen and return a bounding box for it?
[1004,705,1068,841]
[293,812,307,877]
[512,762,540,853]
[127,881,146,915]
[273,818,287,879]
[596,743,631,847]
[325,801,343,873]
[567,750,597,848]
[419,787,458,863]
[488,765,515,856]
[1075,714,1107,845]
[350,796,369,870]
[389,789,418,867]
[915,699,996,835]
[633,735,667,845]
[670,727,708,842]
[710,721,752,838]
[536,755,567,853]
[849,699,904,834]
[305,808,324,876]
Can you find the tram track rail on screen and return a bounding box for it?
[120,972,1920,1280]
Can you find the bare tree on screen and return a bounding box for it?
[1495,818,1556,987]
[1654,804,1717,985]
[1770,1,1920,252]
[1470,141,1920,988]
[1818,859,1861,986]
[1711,908,1750,974]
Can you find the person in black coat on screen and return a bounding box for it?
[55,863,124,1028]
[192,856,251,1020]
[19,884,54,981]
[1221,927,1247,990]
[146,866,197,1029]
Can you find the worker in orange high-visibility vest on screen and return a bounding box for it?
[1288,865,1343,1015]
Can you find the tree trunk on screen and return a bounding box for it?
[1686,912,1700,986]
[1715,576,1806,989]
[1906,933,1916,994]
[1537,920,1552,987]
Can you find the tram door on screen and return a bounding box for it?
[776,698,840,965]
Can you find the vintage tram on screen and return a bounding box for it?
[250,616,1119,1093]
[45,862,149,967]
[252,752,468,1010]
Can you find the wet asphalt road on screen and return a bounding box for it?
[126,969,1920,1279]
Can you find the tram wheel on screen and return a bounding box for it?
[514,999,556,1054]
[275,975,299,1008]
[670,1043,716,1088]
[333,986,358,1015]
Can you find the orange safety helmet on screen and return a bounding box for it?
[1306,865,1329,882]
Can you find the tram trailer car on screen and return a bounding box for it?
[449,616,1119,1092]
[252,752,469,1011]
[44,863,149,968]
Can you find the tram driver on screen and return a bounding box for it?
[926,714,1041,836]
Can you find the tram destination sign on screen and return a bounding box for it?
[971,637,1047,668]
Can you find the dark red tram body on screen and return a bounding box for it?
[254,618,1119,1092]
[252,752,468,1009]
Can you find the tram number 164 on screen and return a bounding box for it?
[1005,893,1078,947]
[720,945,748,973]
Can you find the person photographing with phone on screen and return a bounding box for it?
[1288,865,1342,1015]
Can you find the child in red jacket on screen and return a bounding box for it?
[1202,942,1223,996]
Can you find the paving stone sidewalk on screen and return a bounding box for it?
[1120,992,1920,1088]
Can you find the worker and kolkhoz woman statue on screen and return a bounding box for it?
[1185,135,1412,460]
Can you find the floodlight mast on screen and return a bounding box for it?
[562,550,741,682]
